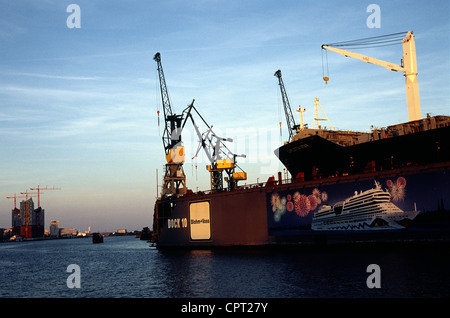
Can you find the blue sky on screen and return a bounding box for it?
[0,0,449,232]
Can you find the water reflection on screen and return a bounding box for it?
[153,246,450,298]
[1,237,449,298]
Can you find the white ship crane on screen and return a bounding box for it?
[322,31,421,122]
[182,102,247,191]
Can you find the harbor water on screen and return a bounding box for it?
[0,235,449,298]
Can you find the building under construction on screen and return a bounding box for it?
[11,198,45,238]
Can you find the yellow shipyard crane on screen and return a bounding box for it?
[154,52,187,196]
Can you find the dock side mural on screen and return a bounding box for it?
[267,170,450,236]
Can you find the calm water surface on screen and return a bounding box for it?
[0,236,448,298]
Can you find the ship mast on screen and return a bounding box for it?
[313,98,334,130]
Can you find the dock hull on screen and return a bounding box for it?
[155,162,450,248]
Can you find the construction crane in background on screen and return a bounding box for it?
[321,31,421,121]
[274,70,300,141]
[7,187,60,238]
[154,52,187,196]
[183,102,247,191]
[6,193,27,237]
[6,193,27,210]
[30,185,61,208]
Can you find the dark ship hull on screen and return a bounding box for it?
[154,116,450,248]
[276,120,450,182]
[155,162,449,248]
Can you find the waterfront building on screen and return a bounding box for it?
[19,198,33,238]
[20,198,33,226]
[33,206,45,238]
[18,198,45,238]
[11,208,21,235]
[60,228,77,237]
[49,220,60,237]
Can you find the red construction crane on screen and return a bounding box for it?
[6,193,27,210]
[30,185,61,207]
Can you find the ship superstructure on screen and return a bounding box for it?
[276,114,450,182]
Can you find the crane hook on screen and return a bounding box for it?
[322,49,330,85]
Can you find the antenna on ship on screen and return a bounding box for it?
[297,106,306,130]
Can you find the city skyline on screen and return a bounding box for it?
[1,0,449,232]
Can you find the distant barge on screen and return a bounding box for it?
[92,232,104,244]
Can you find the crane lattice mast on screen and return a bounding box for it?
[154,52,187,196]
[274,70,299,141]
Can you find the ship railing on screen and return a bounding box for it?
[184,177,297,197]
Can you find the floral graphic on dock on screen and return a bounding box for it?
[386,177,407,202]
[271,189,328,222]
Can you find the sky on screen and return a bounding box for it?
[0,0,449,232]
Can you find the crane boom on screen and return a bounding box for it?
[153,52,187,196]
[30,185,61,208]
[6,193,27,210]
[321,45,404,72]
[321,31,421,121]
[154,52,173,119]
[274,70,299,141]
[183,102,246,191]
[153,52,184,162]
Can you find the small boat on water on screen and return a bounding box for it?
[92,232,103,244]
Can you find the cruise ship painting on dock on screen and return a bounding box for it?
[311,180,419,231]
[267,168,448,236]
